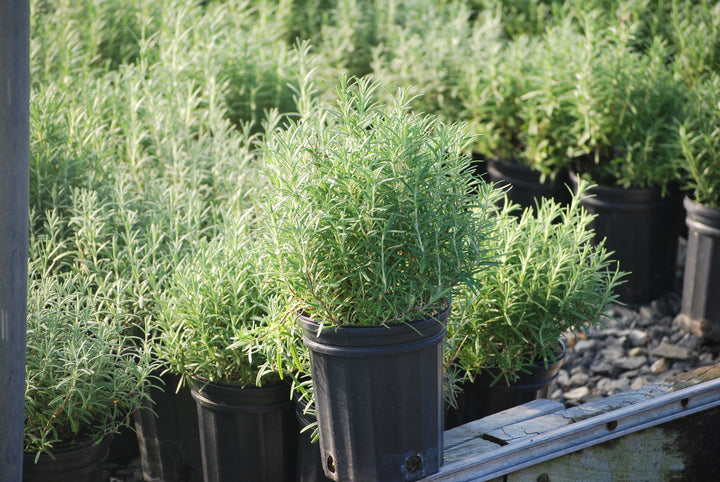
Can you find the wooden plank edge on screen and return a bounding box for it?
[427,376,720,481]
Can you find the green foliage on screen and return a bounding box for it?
[28,51,263,334]
[153,209,295,386]
[666,0,720,85]
[26,0,719,438]
[371,3,501,122]
[678,73,720,208]
[262,76,492,326]
[570,29,686,194]
[518,21,585,179]
[29,80,113,233]
[459,20,583,180]
[465,0,559,38]
[460,34,527,162]
[24,269,157,459]
[30,0,163,83]
[447,181,626,384]
[177,1,319,133]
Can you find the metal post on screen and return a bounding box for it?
[0,0,30,479]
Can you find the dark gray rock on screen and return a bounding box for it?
[552,290,719,408]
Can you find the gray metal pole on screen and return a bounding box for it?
[0,0,30,479]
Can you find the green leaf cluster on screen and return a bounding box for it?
[459,21,584,180]
[262,76,492,326]
[370,2,499,123]
[447,181,626,385]
[569,30,686,194]
[678,73,720,208]
[24,269,158,459]
[152,210,299,386]
[662,0,720,86]
[26,0,297,448]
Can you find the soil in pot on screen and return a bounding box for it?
[487,158,572,213]
[23,434,113,482]
[445,341,566,430]
[190,378,298,482]
[677,197,720,342]
[298,306,450,482]
[570,172,683,304]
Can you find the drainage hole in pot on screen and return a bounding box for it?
[326,455,335,474]
[405,454,423,473]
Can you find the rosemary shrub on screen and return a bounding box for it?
[447,180,626,385]
[371,2,500,123]
[460,34,530,163]
[262,76,492,327]
[459,19,583,181]
[472,0,556,38]
[25,269,157,460]
[153,209,295,387]
[678,73,720,209]
[518,21,584,180]
[569,28,685,195]
[666,0,720,86]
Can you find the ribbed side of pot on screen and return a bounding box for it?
[23,434,113,482]
[134,371,202,482]
[190,379,297,482]
[294,393,331,482]
[299,308,449,482]
[570,173,683,304]
[680,197,720,341]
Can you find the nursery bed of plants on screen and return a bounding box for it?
[25,0,720,481]
[101,285,720,481]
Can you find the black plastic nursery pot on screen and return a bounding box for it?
[444,341,565,430]
[298,306,450,482]
[469,152,489,183]
[133,371,203,482]
[106,422,140,465]
[570,173,683,304]
[294,392,331,482]
[189,377,298,482]
[23,434,113,482]
[678,197,720,342]
[487,158,572,212]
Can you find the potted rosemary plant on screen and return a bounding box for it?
[569,32,686,303]
[152,210,299,482]
[261,76,492,481]
[24,268,156,481]
[675,74,720,342]
[445,181,625,427]
[459,23,581,210]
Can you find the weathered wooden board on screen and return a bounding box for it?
[495,405,720,482]
[482,383,675,446]
[427,363,720,482]
[443,399,565,465]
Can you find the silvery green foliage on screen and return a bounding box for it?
[569,26,685,194]
[679,73,720,209]
[262,76,493,327]
[370,2,498,123]
[24,269,157,460]
[153,209,297,387]
[447,181,626,385]
[459,19,583,181]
